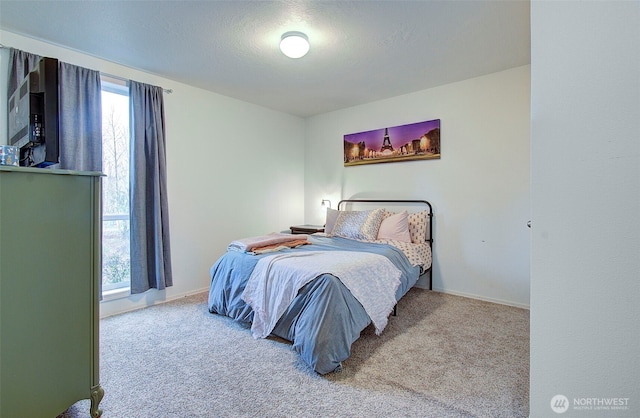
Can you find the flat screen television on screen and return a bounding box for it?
[7,57,60,167]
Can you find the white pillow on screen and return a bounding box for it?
[377,210,411,242]
[331,208,385,241]
[324,208,340,234]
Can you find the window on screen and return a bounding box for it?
[101,78,130,294]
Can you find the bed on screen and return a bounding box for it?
[207,199,433,374]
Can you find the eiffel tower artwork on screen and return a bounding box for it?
[380,128,394,153]
[344,118,440,166]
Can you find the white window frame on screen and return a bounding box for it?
[100,77,131,298]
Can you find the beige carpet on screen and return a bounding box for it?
[60,289,529,417]
[326,289,530,416]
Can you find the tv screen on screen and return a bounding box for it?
[7,57,59,167]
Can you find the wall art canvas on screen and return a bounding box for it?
[344,119,440,166]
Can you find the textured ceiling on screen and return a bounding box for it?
[0,0,530,117]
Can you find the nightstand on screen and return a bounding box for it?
[289,224,325,234]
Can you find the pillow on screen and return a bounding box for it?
[324,208,340,234]
[331,208,385,241]
[408,210,430,244]
[377,210,411,242]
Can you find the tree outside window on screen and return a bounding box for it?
[101,83,130,292]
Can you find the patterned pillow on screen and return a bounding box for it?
[407,210,430,244]
[381,209,395,220]
[332,208,385,241]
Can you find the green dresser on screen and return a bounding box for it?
[0,166,103,418]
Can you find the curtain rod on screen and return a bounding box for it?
[101,72,173,94]
[1,43,173,94]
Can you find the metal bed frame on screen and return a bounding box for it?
[336,199,434,291]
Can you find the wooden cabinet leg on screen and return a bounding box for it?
[90,384,104,418]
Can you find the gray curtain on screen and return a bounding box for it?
[58,62,102,171]
[7,48,41,95]
[8,48,102,171]
[129,81,173,294]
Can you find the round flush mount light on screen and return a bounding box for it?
[280,31,310,58]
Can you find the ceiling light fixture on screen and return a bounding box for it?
[280,31,310,59]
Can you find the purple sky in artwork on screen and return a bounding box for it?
[344,119,440,150]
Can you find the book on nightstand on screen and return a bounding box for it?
[289,224,325,234]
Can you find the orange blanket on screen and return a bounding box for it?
[228,233,310,253]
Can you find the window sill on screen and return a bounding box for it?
[101,287,130,302]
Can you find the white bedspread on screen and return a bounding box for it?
[242,251,401,339]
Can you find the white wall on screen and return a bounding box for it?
[530,1,640,416]
[304,66,531,308]
[0,31,306,317]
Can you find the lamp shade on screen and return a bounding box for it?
[280,31,310,58]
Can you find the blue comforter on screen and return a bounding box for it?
[207,235,420,374]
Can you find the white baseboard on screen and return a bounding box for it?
[431,287,530,310]
[100,286,210,319]
[100,284,529,319]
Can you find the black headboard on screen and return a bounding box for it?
[337,199,433,246]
